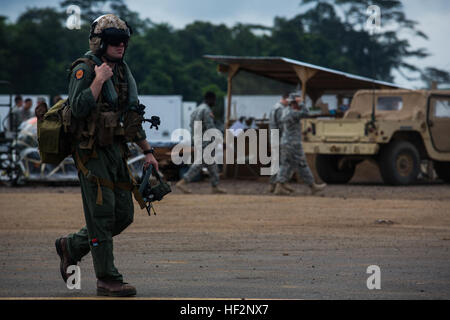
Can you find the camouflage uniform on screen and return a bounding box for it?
[276,104,315,186]
[182,103,219,187]
[11,107,32,132]
[269,102,285,185]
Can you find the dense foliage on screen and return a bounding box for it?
[1,0,448,120]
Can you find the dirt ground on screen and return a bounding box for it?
[0,160,449,299]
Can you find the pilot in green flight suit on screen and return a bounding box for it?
[55,14,159,297]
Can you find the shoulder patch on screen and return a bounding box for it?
[75,69,84,80]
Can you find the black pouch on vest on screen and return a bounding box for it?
[123,111,144,142]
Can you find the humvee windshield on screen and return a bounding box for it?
[377,97,403,111]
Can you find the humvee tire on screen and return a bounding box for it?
[379,141,420,185]
[434,161,450,183]
[315,155,355,184]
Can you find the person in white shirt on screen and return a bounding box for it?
[229,116,248,136]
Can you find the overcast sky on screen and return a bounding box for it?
[2,0,450,88]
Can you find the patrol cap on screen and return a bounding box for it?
[287,92,301,103]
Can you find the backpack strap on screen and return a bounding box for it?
[68,55,118,110]
[70,57,96,74]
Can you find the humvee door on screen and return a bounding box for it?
[428,95,450,152]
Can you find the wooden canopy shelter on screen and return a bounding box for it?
[204,55,406,128]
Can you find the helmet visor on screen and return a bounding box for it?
[102,28,130,46]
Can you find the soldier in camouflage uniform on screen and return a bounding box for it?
[176,92,226,194]
[268,93,292,193]
[274,93,326,195]
[54,14,158,297]
[12,98,32,132]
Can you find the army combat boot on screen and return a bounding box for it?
[282,184,295,193]
[310,182,327,195]
[211,185,227,194]
[175,179,192,194]
[55,237,77,283]
[274,183,291,196]
[97,279,137,297]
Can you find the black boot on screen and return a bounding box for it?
[55,237,77,283]
[97,279,137,297]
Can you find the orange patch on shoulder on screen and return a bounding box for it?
[75,69,84,80]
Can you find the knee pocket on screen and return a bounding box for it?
[92,215,115,234]
[115,188,131,201]
[114,189,134,219]
[114,189,133,209]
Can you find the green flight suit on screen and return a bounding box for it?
[65,54,146,281]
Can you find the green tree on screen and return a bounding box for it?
[1,0,448,107]
[299,0,430,81]
[421,67,450,89]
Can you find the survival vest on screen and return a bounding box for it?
[37,53,143,165]
[37,53,148,207]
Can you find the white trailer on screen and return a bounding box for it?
[138,95,183,143]
[224,95,338,122]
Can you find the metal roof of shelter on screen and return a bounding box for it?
[204,55,407,92]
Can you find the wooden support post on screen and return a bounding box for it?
[293,66,317,102]
[225,64,240,130]
[337,94,343,109]
[308,90,324,109]
[224,64,240,178]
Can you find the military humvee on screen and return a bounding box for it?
[302,90,450,185]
